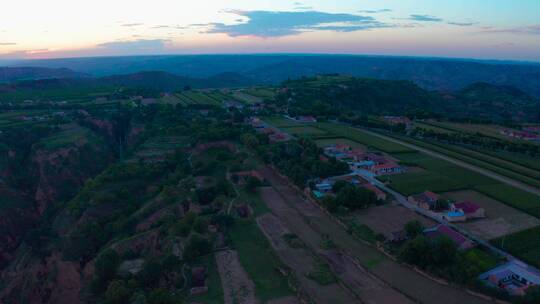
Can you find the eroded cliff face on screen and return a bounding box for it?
[0,121,148,303]
[0,125,114,274]
[31,139,113,214]
[0,183,37,269]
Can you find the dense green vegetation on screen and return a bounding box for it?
[258,137,349,187]
[398,221,499,286]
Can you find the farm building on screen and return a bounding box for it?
[452,201,486,219]
[386,230,408,243]
[365,153,388,165]
[314,181,333,194]
[423,224,474,250]
[269,132,292,143]
[329,173,369,185]
[442,211,467,222]
[296,115,317,123]
[224,100,244,110]
[348,160,376,171]
[479,261,540,296]
[363,183,387,201]
[370,163,403,175]
[382,116,411,126]
[408,191,440,211]
[500,129,539,141]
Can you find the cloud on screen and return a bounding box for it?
[203,10,389,37]
[481,24,540,35]
[121,23,144,27]
[151,25,188,30]
[295,6,313,10]
[0,42,17,46]
[408,15,443,22]
[448,21,476,27]
[97,39,170,52]
[358,9,392,14]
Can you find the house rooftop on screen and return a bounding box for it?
[454,201,481,214]
[424,224,470,247]
[480,261,540,286]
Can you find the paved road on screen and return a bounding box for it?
[260,167,491,304]
[358,127,540,197]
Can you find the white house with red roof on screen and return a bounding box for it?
[370,163,403,175]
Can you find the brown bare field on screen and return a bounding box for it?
[258,166,491,304]
[258,187,412,304]
[442,190,540,240]
[215,250,258,304]
[350,204,436,238]
[267,296,300,304]
[256,213,358,304]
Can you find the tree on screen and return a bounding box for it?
[334,186,375,210]
[431,236,458,266]
[105,280,130,304]
[331,180,350,193]
[138,258,162,287]
[193,217,208,234]
[321,196,339,213]
[147,288,178,304]
[522,285,540,304]
[399,235,431,267]
[95,249,120,282]
[434,199,450,211]
[245,176,261,193]
[183,233,211,261]
[405,220,424,239]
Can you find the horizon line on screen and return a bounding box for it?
[3,52,540,66]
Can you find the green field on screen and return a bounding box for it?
[181,91,222,105]
[245,88,276,99]
[233,91,262,104]
[475,184,540,218]
[228,219,292,302]
[282,126,327,136]
[37,126,102,150]
[390,134,540,188]
[491,226,540,269]
[381,171,466,196]
[315,123,414,153]
[414,122,457,134]
[263,116,301,128]
[379,151,540,218]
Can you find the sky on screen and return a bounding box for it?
[1,0,540,61]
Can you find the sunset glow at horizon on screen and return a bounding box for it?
[1,0,540,62]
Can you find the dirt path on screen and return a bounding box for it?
[256,213,358,304]
[359,127,540,196]
[258,188,411,304]
[259,167,491,304]
[215,249,259,304]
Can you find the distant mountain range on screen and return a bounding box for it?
[3,55,540,97]
[0,67,88,82]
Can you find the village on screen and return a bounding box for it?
[248,114,540,298]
